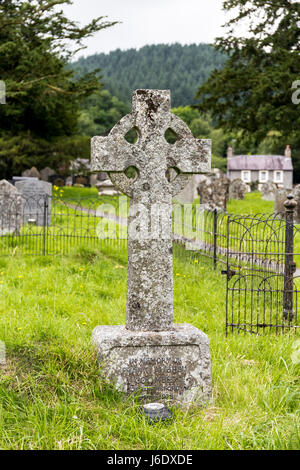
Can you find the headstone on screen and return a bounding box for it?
[49,174,65,187]
[0,180,23,235]
[15,180,52,226]
[292,184,300,224]
[40,167,55,182]
[65,176,73,186]
[96,179,120,196]
[13,176,38,183]
[73,175,90,187]
[260,181,277,201]
[91,89,212,404]
[176,175,203,204]
[274,188,288,216]
[197,168,229,211]
[228,178,247,200]
[22,166,41,179]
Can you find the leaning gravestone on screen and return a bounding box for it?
[228,178,246,200]
[15,180,52,226]
[261,181,277,201]
[197,168,229,211]
[91,89,212,403]
[0,180,23,235]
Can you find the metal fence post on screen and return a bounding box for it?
[283,195,297,322]
[43,196,48,256]
[213,209,218,270]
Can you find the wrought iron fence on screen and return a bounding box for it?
[224,196,299,335]
[0,195,127,256]
[0,192,299,334]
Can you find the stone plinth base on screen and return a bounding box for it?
[92,323,212,404]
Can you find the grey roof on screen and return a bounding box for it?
[227,155,293,171]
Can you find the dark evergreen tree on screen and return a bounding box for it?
[0,0,117,178]
[195,0,300,180]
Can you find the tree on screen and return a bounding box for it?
[0,0,117,178]
[78,89,130,137]
[196,0,300,178]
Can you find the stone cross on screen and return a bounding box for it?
[91,89,211,332]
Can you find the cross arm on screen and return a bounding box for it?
[166,138,211,174]
[165,114,211,174]
[91,135,141,173]
[91,114,140,173]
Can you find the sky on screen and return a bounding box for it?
[63,0,231,57]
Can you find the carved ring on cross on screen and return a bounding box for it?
[91,89,211,199]
[108,113,194,198]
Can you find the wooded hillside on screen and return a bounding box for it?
[72,43,226,107]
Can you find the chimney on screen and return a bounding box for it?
[285,145,291,158]
[227,146,233,158]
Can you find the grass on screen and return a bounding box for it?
[0,244,299,450]
[0,188,299,449]
[227,191,274,215]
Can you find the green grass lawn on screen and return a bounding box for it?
[0,189,299,450]
[0,243,299,450]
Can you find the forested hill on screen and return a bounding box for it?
[72,43,226,107]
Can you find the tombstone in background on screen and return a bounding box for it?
[197,168,229,211]
[176,175,203,204]
[228,178,246,200]
[274,188,288,216]
[15,180,52,226]
[40,167,55,182]
[72,175,90,187]
[0,180,23,235]
[96,179,120,196]
[22,167,41,179]
[13,176,38,184]
[65,176,73,186]
[49,174,65,187]
[292,184,300,224]
[260,181,277,201]
[91,89,212,404]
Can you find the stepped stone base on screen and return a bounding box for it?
[92,323,212,404]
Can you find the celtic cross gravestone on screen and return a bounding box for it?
[91,90,212,403]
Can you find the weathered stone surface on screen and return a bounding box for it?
[228,178,246,200]
[176,175,203,204]
[274,188,288,216]
[0,180,23,235]
[92,90,211,332]
[91,89,212,403]
[22,166,41,179]
[92,324,212,403]
[260,181,277,201]
[15,180,52,226]
[40,167,55,182]
[197,168,229,211]
[292,184,300,224]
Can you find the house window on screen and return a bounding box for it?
[274,171,283,183]
[259,170,268,183]
[241,170,251,183]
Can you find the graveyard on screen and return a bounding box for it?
[0,186,299,449]
[1,0,299,454]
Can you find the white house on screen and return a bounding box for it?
[227,145,293,190]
